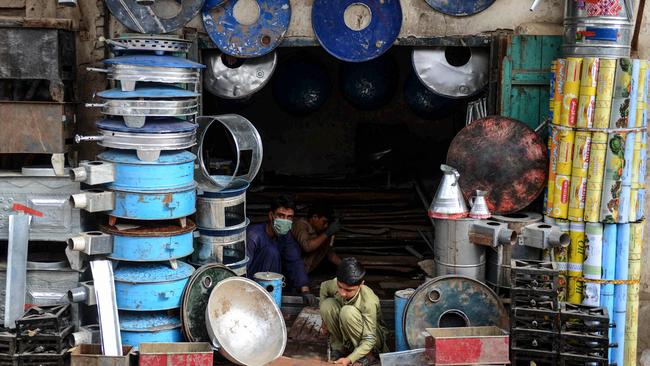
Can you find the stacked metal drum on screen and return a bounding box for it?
[74,34,205,348]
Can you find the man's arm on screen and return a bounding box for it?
[292,220,330,253]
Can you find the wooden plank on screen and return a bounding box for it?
[0,16,73,29]
[0,0,25,9]
[25,0,56,18]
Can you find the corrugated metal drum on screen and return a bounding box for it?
[120,310,183,349]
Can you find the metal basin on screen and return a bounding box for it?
[205,277,286,365]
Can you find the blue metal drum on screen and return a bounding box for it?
[111,184,197,220]
[114,261,194,311]
[104,0,204,34]
[99,150,196,192]
[312,0,402,62]
[104,220,196,262]
[202,0,291,58]
[394,288,415,352]
[253,272,284,309]
[120,310,184,349]
[424,0,496,17]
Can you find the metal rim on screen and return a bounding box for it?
[97,128,197,151]
[108,36,191,54]
[98,98,199,116]
[109,64,201,84]
[101,219,197,237]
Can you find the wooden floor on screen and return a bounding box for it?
[271,307,330,365]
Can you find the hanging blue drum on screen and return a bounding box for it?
[425,0,496,17]
[340,54,398,110]
[312,0,402,62]
[104,0,204,34]
[120,310,184,348]
[104,220,196,262]
[272,55,331,115]
[202,0,290,58]
[404,73,456,120]
[114,261,194,311]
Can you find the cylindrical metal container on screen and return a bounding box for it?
[193,220,248,266]
[114,261,194,311]
[253,272,284,309]
[111,183,197,220]
[99,149,196,192]
[103,220,196,262]
[487,212,543,290]
[568,222,586,304]
[196,183,248,230]
[394,288,415,352]
[120,311,183,349]
[226,256,249,277]
[433,218,485,281]
[560,58,582,128]
[563,0,633,57]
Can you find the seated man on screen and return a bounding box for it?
[320,258,388,366]
[291,203,342,273]
[246,196,317,306]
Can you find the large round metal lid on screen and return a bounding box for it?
[96,118,198,134]
[424,0,496,16]
[120,310,181,331]
[113,261,194,284]
[204,52,277,99]
[98,149,196,165]
[181,264,236,342]
[97,85,199,99]
[312,0,402,62]
[205,277,286,365]
[101,219,196,237]
[202,0,290,58]
[446,116,548,214]
[403,276,508,349]
[412,47,489,98]
[104,0,204,34]
[104,55,206,69]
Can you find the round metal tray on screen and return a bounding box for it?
[89,98,199,128]
[105,65,201,92]
[108,34,192,54]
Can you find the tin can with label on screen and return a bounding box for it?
[582,222,603,307]
[567,222,585,304]
[553,59,567,125]
[577,58,599,128]
[600,131,628,223]
[568,176,587,221]
[593,58,617,128]
[556,128,576,176]
[624,221,644,366]
[546,127,559,215]
[572,131,592,177]
[551,174,571,219]
[560,58,583,127]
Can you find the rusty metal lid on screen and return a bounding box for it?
[101,219,196,237]
[181,263,236,342]
[446,116,548,214]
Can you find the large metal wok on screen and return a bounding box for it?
[205,277,286,365]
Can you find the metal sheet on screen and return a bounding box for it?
[97,85,199,99]
[202,0,290,58]
[111,185,197,220]
[312,0,402,62]
[0,102,74,154]
[4,215,30,329]
[107,34,191,55]
[181,264,236,342]
[90,260,122,356]
[402,276,508,349]
[204,52,277,99]
[104,0,204,34]
[105,55,205,69]
[446,116,548,214]
[424,0,495,17]
[412,47,489,98]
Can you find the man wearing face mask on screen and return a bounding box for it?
[246,196,317,306]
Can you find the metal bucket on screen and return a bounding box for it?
[394,289,415,352]
[433,218,485,281]
[563,0,634,57]
[111,183,197,220]
[226,256,249,277]
[196,183,248,230]
[192,220,248,267]
[119,311,183,349]
[254,272,284,309]
[114,261,194,311]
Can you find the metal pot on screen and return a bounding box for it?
[196,183,248,230]
[193,221,248,266]
[120,310,183,349]
[114,261,194,311]
[111,184,197,220]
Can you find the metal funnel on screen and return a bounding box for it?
[428,164,468,219]
[469,190,491,219]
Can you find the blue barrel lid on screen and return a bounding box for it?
[97,84,199,99]
[96,118,198,134]
[104,55,206,69]
[113,261,194,283]
[119,310,181,331]
[199,180,249,198]
[98,149,196,165]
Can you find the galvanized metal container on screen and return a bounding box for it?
[225,256,249,277]
[196,183,248,230]
[433,218,485,281]
[111,184,197,221]
[114,261,194,311]
[120,311,183,349]
[193,220,247,267]
[103,220,196,262]
[253,272,284,309]
[394,289,415,352]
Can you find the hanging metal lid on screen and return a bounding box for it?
[312,0,402,62]
[86,96,199,129]
[104,0,204,34]
[97,85,199,99]
[119,310,181,331]
[104,55,206,69]
[106,34,192,55]
[98,149,196,166]
[194,114,263,192]
[204,52,277,99]
[202,0,290,58]
[412,47,489,98]
[113,261,194,284]
[181,264,236,342]
[424,0,496,17]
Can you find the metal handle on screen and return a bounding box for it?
[85,103,106,108]
[87,67,108,73]
[75,135,104,143]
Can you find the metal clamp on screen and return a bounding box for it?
[68,281,97,306]
[469,220,517,248]
[71,160,115,185]
[68,231,114,255]
[71,190,115,212]
[521,223,570,250]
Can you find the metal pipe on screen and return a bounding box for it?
[75,134,104,143]
[68,286,89,303]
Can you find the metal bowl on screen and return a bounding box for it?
[205,277,286,365]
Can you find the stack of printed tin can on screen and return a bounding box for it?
[75,35,207,348]
[545,56,647,366]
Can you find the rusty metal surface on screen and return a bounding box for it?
[0,102,74,154]
[70,344,133,366]
[100,219,196,237]
[402,276,509,349]
[446,116,548,214]
[139,343,213,366]
[424,326,509,365]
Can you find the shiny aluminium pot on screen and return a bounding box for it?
[111,183,197,220]
[120,310,184,349]
[192,221,248,267]
[196,183,248,230]
[103,220,196,262]
[114,261,194,311]
[99,149,196,192]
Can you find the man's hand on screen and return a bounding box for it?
[302,293,318,307]
[319,323,328,336]
[333,357,351,365]
[325,220,341,236]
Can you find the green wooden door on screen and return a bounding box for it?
[500,35,562,129]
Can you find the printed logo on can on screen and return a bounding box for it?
[562,179,570,203]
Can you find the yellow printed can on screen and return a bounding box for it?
[576,95,596,128]
[587,132,607,184]
[594,58,616,129]
[568,222,585,304]
[613,58,632,99]
[577,58,599,129]
[547,129,559,215]
[561,58,583,127]
[580,57,599,89]
[571,131,592,177]
[553,59,567,125]
[631,132,643,187]
[556,128,576,176]
[568,176,587,221]
[583,184,603,222]
[625,221,644,366]
[567,277,584,304]
[550,174,571,219]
